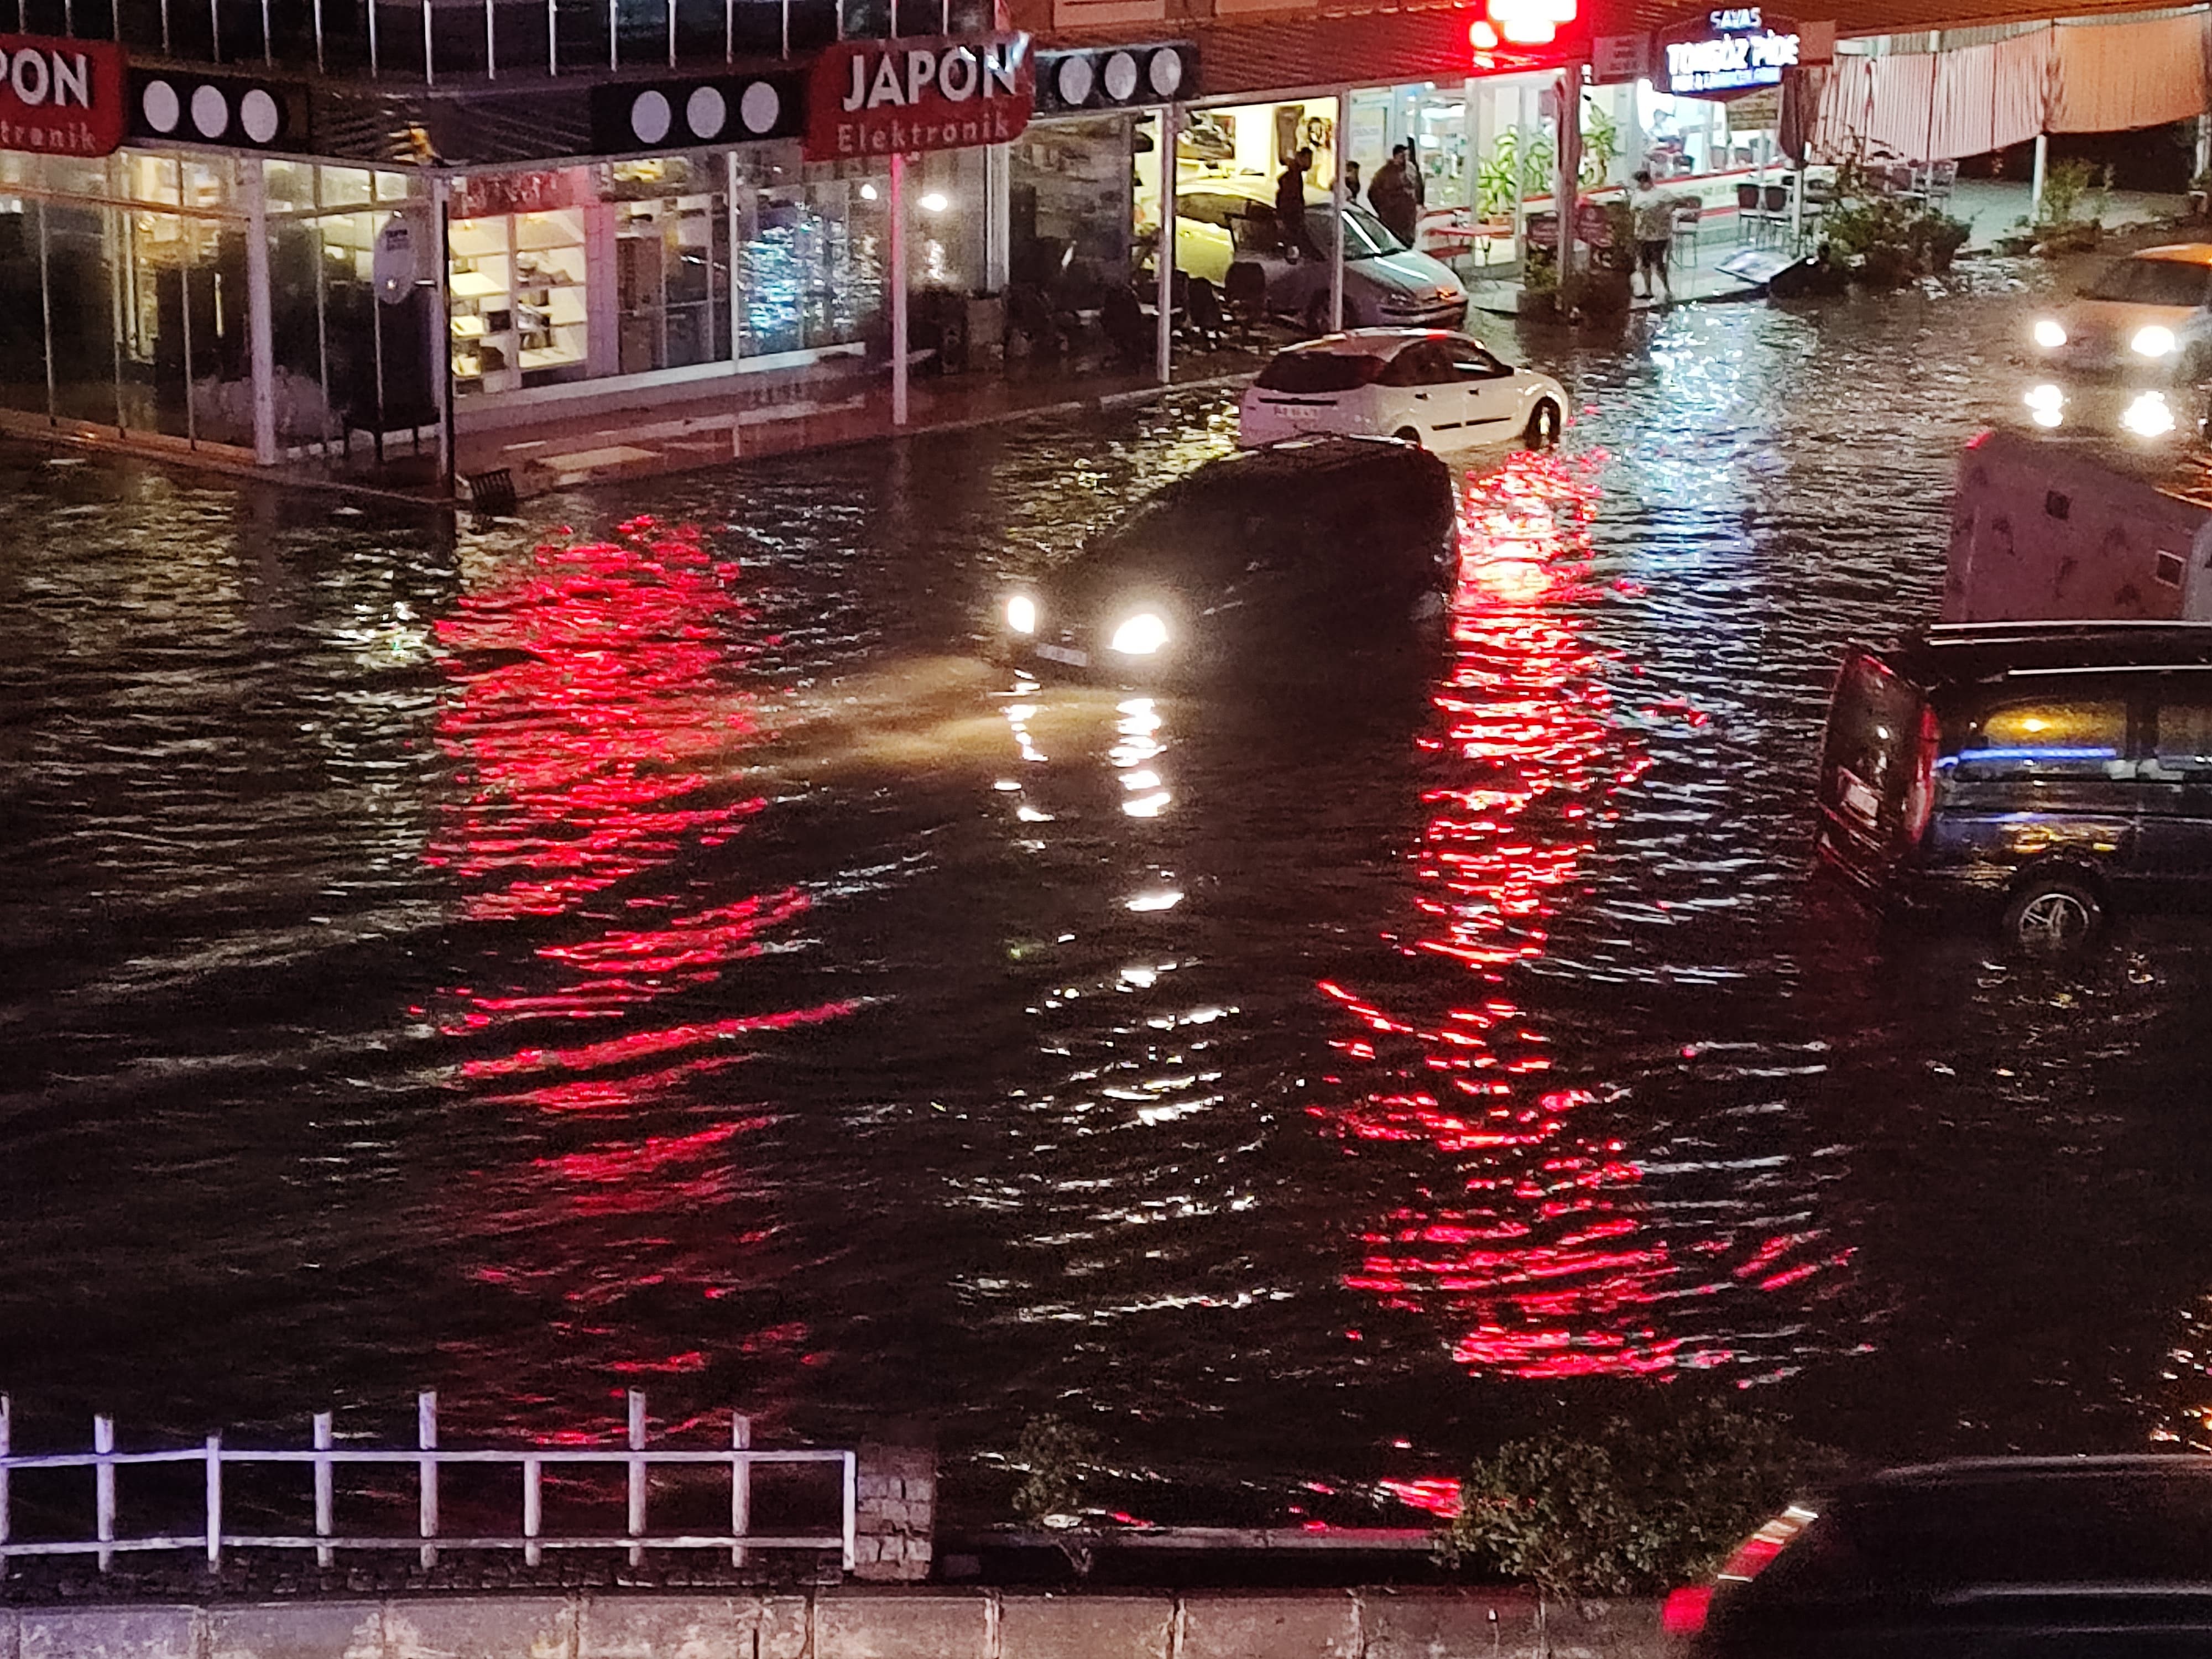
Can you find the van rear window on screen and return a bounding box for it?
[1255,353,1386,394]
[1822,654,1923,815]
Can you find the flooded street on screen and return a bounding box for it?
[10,266,2212,1523]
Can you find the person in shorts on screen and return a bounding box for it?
[1627,168,1690,302]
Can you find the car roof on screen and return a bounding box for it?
[2125,243,2212,266]
[1185,434,1432,486]
[1877,621,2212,688]
[1272,328,1489,359]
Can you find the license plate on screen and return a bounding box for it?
[1035,643,1088,666]
[1837,769,1880,828]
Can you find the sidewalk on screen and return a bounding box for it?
[278,337,1278,507]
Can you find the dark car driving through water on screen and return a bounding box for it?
[1815,621,2212,952]
[1670,1457,2212,1658]
[993,436,1459,690]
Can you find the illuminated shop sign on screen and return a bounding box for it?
[0,33,125,156]
[1658,7,1798,97]
[805,32,1031,161]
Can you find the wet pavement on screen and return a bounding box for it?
[9,257,2212,1533]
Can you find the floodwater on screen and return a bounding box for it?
[11,264,2212,1526]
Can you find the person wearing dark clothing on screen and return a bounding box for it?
[1368,146,1418,247]
[1276,147,1317,260]
[1343,159,1363,205]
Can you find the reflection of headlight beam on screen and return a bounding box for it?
[2124,390,2176,438]
[2024,383,2064,430]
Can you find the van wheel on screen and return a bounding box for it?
[1394,426,1424,447]
[1525,399,1562,448]
[2001,874,2104,954]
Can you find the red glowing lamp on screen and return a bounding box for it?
[1480,0,1577,47]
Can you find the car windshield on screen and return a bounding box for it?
[1254,353,1387,393]
[2084,257,2212,307]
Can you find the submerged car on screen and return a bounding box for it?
[994,436,1458,688]
[2028,244,2212,381]
[1173,184,1467,333]
[1672,1457,2212,1657]
[1814,621,2212,951]
[1239,330,1567,451]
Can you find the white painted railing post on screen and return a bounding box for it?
[312,1412,335,1568]
[841,1451,857,1573]
[418,1391,439,1569]
[523,1455,542,1567]
[731,1412,751,1569]
[205,1434,222,1570]
[626,1389,646,1567]
[93,1415,115,1572]
[1,1395,12,1567]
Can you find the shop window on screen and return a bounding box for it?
[737,166,885,358]
[616,194,732,375]
[1010,117,1136,295]
[46,201,122,429]
[449,207,591,394]
[0,205,45,420]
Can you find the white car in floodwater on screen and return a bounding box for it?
[1239,330,1568,452]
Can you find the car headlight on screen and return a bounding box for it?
[1110,613,1170,655]
[1006,594,1036,635]
[2133,325,2177,358]
[2123,390,2176,437]
[2032,317,2067,350]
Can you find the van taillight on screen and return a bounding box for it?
[1900,706,1940,848]
[1662,1505,1818,1637]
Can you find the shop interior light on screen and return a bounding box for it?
[859,182,879,201]
[1470,19,1500,48]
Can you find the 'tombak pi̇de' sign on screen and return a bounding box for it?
[805,32,1032,161]
[1656,7,1798,97]
[0,33,126,156]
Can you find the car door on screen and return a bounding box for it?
[2133,673,2212,904]
[1937,688,2140,891]
[1377,341,1457,442]
[1441,338,1522,441]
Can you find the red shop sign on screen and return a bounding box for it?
[0,33,126,157]
[805,32,1032,163]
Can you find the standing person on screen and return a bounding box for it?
[1343,159,1363,206]
[1368,145,1419,247]
[1276,145,1317,260]
[1405,135,1426,210]
[1626,167,1689,304]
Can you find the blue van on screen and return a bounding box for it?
[1817,622,2212,950]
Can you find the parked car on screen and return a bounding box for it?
[2028,244,2212,382]
[1172,183,1468,333]
[1814,620,2212,951]
[1238,330,1567,451]
[1671,1456,2212,1657]
[992,436,1458,688]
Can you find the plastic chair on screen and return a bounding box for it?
[1927,159,1958,207]
[1735,181,1762,242]
[1672,201,1703,268]
[1223,260,1267,342]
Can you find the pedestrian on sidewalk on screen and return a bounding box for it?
[1343,159,1363,206]
[1627,168,1694,304]
[1276,146,1318,260]
[1369,145,1420,247]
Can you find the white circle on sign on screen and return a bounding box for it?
[630,88,671,145]
[241,88,280,143]
[141,79,181,133]
[191,84,228,138]
[1055,55,1093,107]
[1147,48,1183,98]
[1102,51,1138,102]
[685,85,726,139]
[739,80,780,134]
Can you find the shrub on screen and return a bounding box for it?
[1011,1414,1100,1527]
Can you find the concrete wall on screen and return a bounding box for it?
[0,1589,1668,1659]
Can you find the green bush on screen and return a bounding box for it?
[1011,1414,1101,1526]
[2037,158,2109,229]
[1438,1400,1839,1598]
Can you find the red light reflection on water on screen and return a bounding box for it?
[425,515,847,1400]
[1315,450,1832,1385]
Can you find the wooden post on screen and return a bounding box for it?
[94,1415,115,1572]
[524,1455,543,1567]
[418,1391,439,1569]
[205,1435,222,1571]
[731,1413,752,1568]
[627,1389,647,1567]
[313,1412,335,1568]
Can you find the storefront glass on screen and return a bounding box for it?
[605,156,734,375]
[1016,114,1138,296]
[733,146,886,359]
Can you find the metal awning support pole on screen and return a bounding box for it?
[244,156,278,465]
[1,1396,11,1567]
[312,1412,335,1568]
[731,1413,752,1568]
[2031,130,2047,223]
[1554,71,1575,293]
[891,150,909,427]
[1155,105,1176,384]
[205,1435,222,1571]
[627,1389,647,1567]
[841,1451,858,1572]
[418,1390,439,1569]
[94,1416,114,1572]
[1329,87,1347,332]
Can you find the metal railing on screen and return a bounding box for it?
[0,1392,857,1572]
